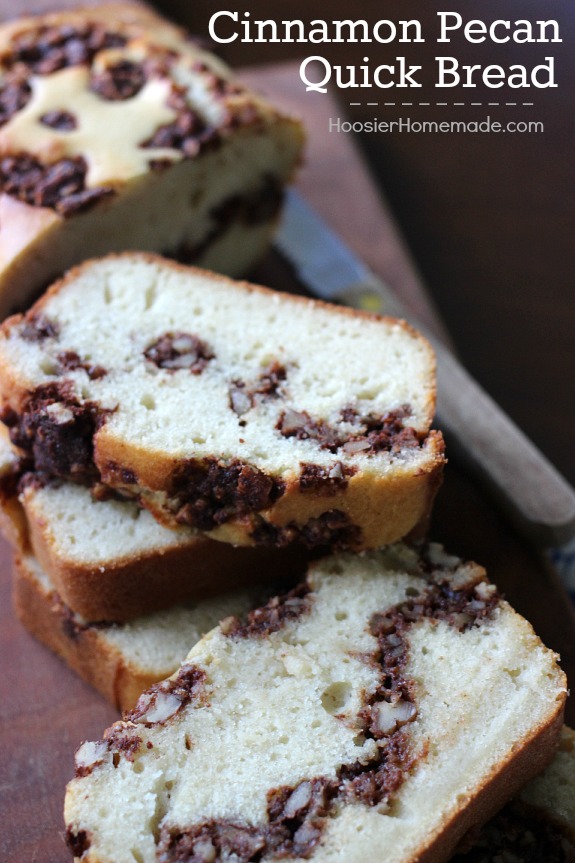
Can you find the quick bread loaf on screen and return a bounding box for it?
[0,253,445,552]
[64,544,566,863]
[0,2,303,317]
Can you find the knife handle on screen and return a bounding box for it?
[434,340,575,547]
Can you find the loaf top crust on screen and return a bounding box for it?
[64,544,566,863]
[0,253,440,479]
[0,2,300,215]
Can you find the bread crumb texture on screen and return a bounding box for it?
[64,545,566,863]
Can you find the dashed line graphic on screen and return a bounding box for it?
[348,102,536,107]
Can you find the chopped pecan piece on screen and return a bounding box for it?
[144,332,214,373]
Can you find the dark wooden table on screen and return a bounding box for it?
[0,3,574,861]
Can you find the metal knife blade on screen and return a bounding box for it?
[275,189,575,548]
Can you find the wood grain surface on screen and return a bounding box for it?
[0,7,573,861]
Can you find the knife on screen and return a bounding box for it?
[275,189,575,549]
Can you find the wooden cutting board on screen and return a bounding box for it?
[0,61,573,863]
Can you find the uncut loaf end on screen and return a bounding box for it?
[0,254,445,552]
[0,2,303,317]
[63,544,567,863]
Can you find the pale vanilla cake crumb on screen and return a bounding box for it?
[64,545,566,863]
[0,254,445,552]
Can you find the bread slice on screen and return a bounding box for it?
[64,544,566,863]
[21,479,310,621]
[0,2,303,317]
[13,551,268,713]
[452,725,575,860]
[0,254,445,552]
[0,426,308,621]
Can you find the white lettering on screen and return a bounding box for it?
[465,20,487,43]
[360,58,371,88]
[399,20,424,43]
[397,56,422,87]
[333,20,370,43]
[436,56,460,86]
[508,65,528,88]
[483,65,505,87]
[300,56,331,93]
[254,20,280,42]
[532,57,556,87]
[438,12,463,42]
[241,12,251,43]
[209,11,237,44]
[309,20,329,43]
[490,21,510,43]
[282,20,306,42]
[373,20,396,44]
[373,65,395,88]
[537,20,561,42]
[335,65,359,89]
[513,20,535,43]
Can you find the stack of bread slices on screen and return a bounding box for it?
[0,252,571,863]
[0,4,571,862]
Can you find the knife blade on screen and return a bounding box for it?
[275,189,575,548]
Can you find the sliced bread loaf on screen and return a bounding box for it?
[0,3,303,317]
[0,254,445,551]
[64,544,566,863]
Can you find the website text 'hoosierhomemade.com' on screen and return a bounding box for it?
[329,116,544,134]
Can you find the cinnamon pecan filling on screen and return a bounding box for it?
[2,23,126,75]
[0,154,113,215]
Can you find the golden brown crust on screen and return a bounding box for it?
[0,194,60,266]
[415,702,566,862]
[2,250,437,353]
[175,433,446,550]
[12,552,154,711]
[61,553,567,863]
[0,486,27,549]
[0,429,311,622]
